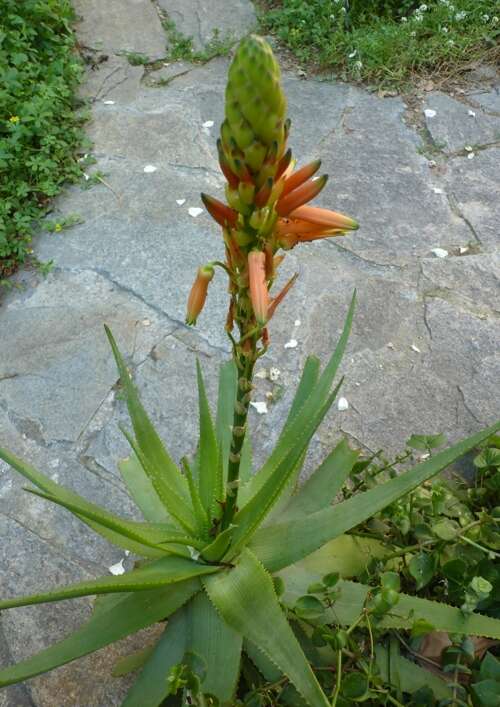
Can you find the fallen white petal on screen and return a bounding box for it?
[337,397,349,411]
[431,247,448,258]
[142,318,151,327]
[432,187,444,194]
[464,145,473,152]
[411,344,421,353]
[143,164,157,173]
[176,198,186,206]
[424,108,436,118]
[202,120,214,128]
[269,367,280,382]
[387,341,395,349]
[294,319,301,326]
[468,110,476,117]
[109,559,125,576]
[467,152,475,159]
[284,338,298,349]
[124,549,131,556]
[188,207,203,218]
[250,401,268,415]
[83,173,90,181]
[103,100,115,105]
[255,369,268,379]
[459,246,469,254]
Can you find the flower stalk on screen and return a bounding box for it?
[186,34,358,529]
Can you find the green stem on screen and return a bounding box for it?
[221,347,256,529]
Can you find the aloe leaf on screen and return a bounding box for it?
[196,360,220,517]
[201,525,235,562]
[250,419,500,571]
[24,487,196,557]
[375,645,451,700]
[118,453,170,523]
[229,380,343,558]
[0,579,199,688]
[216,360,238,483]
[0,447,166,558]
[239,430,253,484]
[0,556,219,610]
[185,591,242,702]
[121,609,187,707]
[203,548,329,707]
[181,457,209,535]
[104,326,190,504]
[112,644,156,677]
[120,425,196,535]
[244,291,355,501]
[282,574,500,639]
[284,355,321,429]
[280,438,359,521]
[290,534,388,579]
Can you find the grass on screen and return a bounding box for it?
[162,19,235,63]
[0,0,87,284]
[259,0,499,88]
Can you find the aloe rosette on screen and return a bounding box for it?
[1,35,500,707]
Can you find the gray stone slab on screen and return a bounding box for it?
[445,148,500,250]
[145,60,197,86]
[73,0,167,60]
[423,92,500,152]
[80,56,144,103]
[466,87,500,114]
[158,0,257,51]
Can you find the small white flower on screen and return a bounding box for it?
[284,338,298,349]
[492,17,498,24]
[109,559,125,575]
[337,397,349,411]
[415,14,423,22]
[354,60,363,70]
[424,108,437,118]
[482,14,489,22]
[188,207,203,218]
[448,39,455,45]
[442,26,448,33]
[269,367,280,382]
[250,401,268,415]
[431,247,448,258]
[401,17,408,22]
[419,4,428,11]
[455,11,466,21]
[175,198,186,206]
[410,30,417,37]
[348,50,357,58]
[143,164,157,173]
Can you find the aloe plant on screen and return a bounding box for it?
[1,35,499,706]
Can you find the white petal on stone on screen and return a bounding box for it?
[143,164,157,173]
[109,559,125,576]
[255,369,268,379]
[202,120,214,128]
[103,100,115,105]
[432,187,444,194]
[468,110,476,117]
[387,341,395,349]
[428,160,437,168]
[424,108,436,118]
[467,152,475,159]
[176,198,186,206]
[419,452,430,460]
[250,401,268,415]
[464,145,473,152]
[431,247,448,258]
[459,246,469,254]
[83,173,90,181]
[188,207,203,218]
[266,391,274,400]
[411,344,421,353]
[284,338,298,349]
[124,549,131,556]
[294,319,301,326]
[337,397,349,411]
[142,318,151,327]
[269,367,280,382]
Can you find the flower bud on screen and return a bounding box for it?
[186,265,215,325]
[248,250,269,325]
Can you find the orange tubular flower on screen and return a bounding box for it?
[276,174,328,216]
[280,159,321,197]
[186,265,215,325]
[248,250,269,325]
[201,194,238,228]
[276,204,358,247]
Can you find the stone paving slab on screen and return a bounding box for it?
[158,0,257,51]
[0,1,499,703]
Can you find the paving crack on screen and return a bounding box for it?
[422,297,434,341]
[445,190,482,245]
[326,240,407,272]
[456,385,482,425]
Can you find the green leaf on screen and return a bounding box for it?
[239,430,253,483]
[0,556,219,611]
[409,552,435,590]
[0,580,199,688]
[291,534,388,579]
[341,672,369,701]
[474,447,500,469]
[243,292,355,503]
[471,680,500,707]
[196,360,221,517]
[375,645,451,700]
[203,548,329,707]
[184,591,242,702]
[285,355,321,427]
[281,438,359,520]
[181,457,209,536]
[407,433,447,451]
[121,608,187,706]
[281,574,500,639]
[104,326,191,505]
[229,380,344,558]
[201,525,235,562]
[118,453,170,523]
[480,653,500,682]
[0,446,166,558]
[294,595,325,620]
[216,360,238,483]
[112,644,155,677]
[250,420,500,571]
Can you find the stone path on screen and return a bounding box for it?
[0,2,499,704]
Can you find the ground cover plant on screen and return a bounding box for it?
[0,34,499,707]
[260,0,499,88]
[0,0,85,284]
